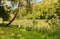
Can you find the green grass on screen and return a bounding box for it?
[0,19,60,39]
[0,24,60,39]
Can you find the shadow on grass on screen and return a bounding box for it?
[0,23,18,27]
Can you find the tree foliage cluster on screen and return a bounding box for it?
[0,1,10,23]
[0,0,60,25]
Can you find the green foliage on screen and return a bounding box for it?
[16,0,58,20]
[50,18,60,27]
[9,0,58,20]
[0,6,10,22]
[55,0,60,19]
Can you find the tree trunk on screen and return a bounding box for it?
[6,2,20,26]
[6,11,18,26]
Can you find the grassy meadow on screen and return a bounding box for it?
[0,20,60,39]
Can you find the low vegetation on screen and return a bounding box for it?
[0,19,60,39]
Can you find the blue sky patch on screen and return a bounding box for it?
[35,0,41,2]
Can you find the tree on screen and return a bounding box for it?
[0,0,11,23]
[6,0,35,26]
[55,0,60,19]
[26,0,35,14]
[0,0,16,26]
[6,0,21,26]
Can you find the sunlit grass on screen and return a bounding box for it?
[0,20,60,39]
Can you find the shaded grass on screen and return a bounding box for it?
[0,23,18,27]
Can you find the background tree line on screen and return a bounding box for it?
[0,0,60,26]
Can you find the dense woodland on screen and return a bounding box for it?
[0,0,60,25]
[0,0,60,23]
